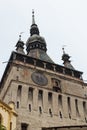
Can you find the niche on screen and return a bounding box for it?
[52,78,61,92]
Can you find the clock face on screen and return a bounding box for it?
[31,71,48,86]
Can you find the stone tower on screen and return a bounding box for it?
[0,11,87,130]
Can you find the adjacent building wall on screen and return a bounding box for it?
[0,100,17,130]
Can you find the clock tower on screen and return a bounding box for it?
[0,11,87,130]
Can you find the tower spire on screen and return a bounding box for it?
[30,10,39,36]
[32,9,35,25]
[26,11,54,63]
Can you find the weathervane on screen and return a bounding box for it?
[32,9,35,24]
[32,9,34,15]
[62,45,66,54]
[19,32,24,41]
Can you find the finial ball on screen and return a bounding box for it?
[32,9,34,15]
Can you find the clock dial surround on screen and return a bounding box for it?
[31,71,48,86]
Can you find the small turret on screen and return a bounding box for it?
[62,48,75,70]
[15,33,25,54]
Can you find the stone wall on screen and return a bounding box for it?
[0,63,87,130]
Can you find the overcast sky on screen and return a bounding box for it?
[0,0,87,81]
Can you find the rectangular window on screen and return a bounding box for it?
[28,87,33,100]
[10,122,12,130]
[0,115,2,124]
[38,90,43,100]
[21,123,28,130]
[83,101,86,115]
[39,106,42,114]
[17,85,22,97]
[58,95,62,108]
[48,92,52,103]
[75,99,80,117]
[49,108,52,117]
[17,101,19,109]
[67,97,71,119]
[29,104,31,112]
[59,111,62,118]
